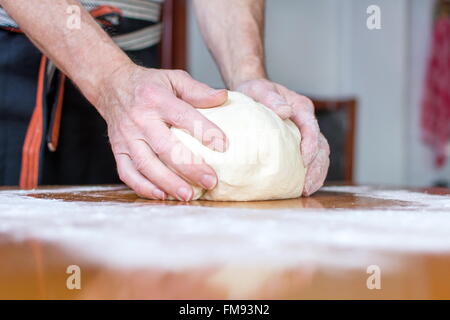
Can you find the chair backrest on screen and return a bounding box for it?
[160,0,187,69]
[313,98,357,183]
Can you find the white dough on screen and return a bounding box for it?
[171,91,305,201]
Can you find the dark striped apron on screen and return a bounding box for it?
[0,1,163,188]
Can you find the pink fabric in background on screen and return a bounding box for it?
[421,15,450,168]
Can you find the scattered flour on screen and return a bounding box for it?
[0,186,449,270]
[322,186,450,210]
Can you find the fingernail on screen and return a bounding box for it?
[200,174,217,190]
[211,137,227,152]
[153,189,166,200]
[209,89,224,96]
[176,187,192,201]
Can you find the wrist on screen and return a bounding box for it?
[91,57,136,119]
[226,57,267,90]
[86,54,134,108]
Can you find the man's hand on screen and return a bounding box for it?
[236,79,330,196]
[97,63,228,201]
[1,0,229,199]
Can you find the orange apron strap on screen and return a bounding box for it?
[90,5,122,18]
[90,5,123,27]
[47,74,66,152]
[19,55,47,190]
[1,26,22,33]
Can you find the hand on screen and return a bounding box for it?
[96,63,228,201]
[235,79,330,196]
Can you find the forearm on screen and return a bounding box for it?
[0,0,132,113]
[193,0,266,89]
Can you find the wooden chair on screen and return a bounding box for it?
[160,0,187,70]
[160,1,357,183]
[312,98,357,183]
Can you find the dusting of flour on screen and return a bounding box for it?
[0,186,449,270]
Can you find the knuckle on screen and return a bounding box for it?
[169,109,190,127]
[129,111,143,126]
[264,90,279,102]
[235,81,251,93]
[133,155,153,172]
[297,96,315,112]
[253,81,267,92]
[146,96,164,110]
[131,110,160,129]
[299,95,313,105]
[117,168,129,184]
[134,84,165,107]
[253,81,272,95]
[186,82,206,96]
[151,137,172,157]
[172,69,189,78]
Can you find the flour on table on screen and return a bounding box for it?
[322,186,450,210]
[0,186,449,270]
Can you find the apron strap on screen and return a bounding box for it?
[19,55,48,189]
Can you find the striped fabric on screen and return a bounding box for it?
[113,24,162,50]
[0,7,15,27]
[0,0,164,50]
[81,0,162,22]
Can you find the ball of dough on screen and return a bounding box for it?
[171,91,305,201]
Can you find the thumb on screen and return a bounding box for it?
[237,81,293,119]
[170,70,228,108]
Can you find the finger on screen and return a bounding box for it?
[280,89,320,167]
[302,134,330,196]
[238,81,293,119]
[254,90,294,119]
[296,113,320,168]
[302,154,329,196]
[157,95,227,152]
[133,122,218,193]
[127,138,196,201]
[115,153,167,200]
[170,70,228,108]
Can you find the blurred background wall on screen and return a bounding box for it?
[186,0,449,187]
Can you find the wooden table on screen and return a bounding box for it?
[0,185,449,299]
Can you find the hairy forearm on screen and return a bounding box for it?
[0,0,131,112]
[193,0,266,89]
